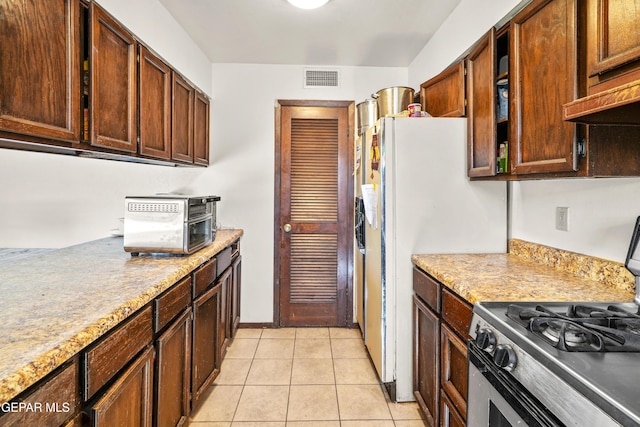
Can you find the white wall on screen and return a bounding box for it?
[511,179,640,262]
[408,0,526,89]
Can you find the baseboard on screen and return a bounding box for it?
[238,322,277,329]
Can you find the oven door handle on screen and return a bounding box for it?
[468,342,565,427]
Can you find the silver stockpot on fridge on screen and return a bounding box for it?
[356,98,378,136]
[372,86,415,117]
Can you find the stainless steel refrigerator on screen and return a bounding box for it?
[359,116,507,402]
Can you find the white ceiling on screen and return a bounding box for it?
[158,0,462,67]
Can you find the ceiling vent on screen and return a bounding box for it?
[304,68,340,88]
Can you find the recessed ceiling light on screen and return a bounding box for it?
[287,0,331,10]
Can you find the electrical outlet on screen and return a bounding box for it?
[556,207,569,231]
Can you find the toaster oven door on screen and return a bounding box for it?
[186,216,213,253]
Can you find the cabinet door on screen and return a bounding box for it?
[156,309,192,427]
[420,62,466,117]
[466,29,497,177]
[171,74,194,163]
[440,390,466,427]
[229,255,242,338]
[192,283,221,409]
[0,0,81,142]
[414,295,440,427]
[194,90,211,166]
[440,324,468,421]
[510,0,578,175]
[91,346,154,427]
[90,3,137,153]
[139,45,171,160]
[587,0,640,78]
[217,267,233,361]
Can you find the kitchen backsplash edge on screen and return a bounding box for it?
[508,239,635,293]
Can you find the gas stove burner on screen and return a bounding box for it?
[506,303,640,352]
[540,320,590,345]
[530,317,605,351]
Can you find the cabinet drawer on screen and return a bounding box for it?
[194,257,216,297]
[84,305,153,400]
[155,276,191,332]
[441,288,472,339]
[217,246,232,276]
[0,359,80,427]
[413,267,440,313]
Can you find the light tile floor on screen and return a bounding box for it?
[190,327,427,427]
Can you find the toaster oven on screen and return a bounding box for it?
[123,195,220,256]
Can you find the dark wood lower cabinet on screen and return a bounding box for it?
[440,324,469,419]
[229,255,242,339]
[0,240,242,427]
[155,309,192,427]
[192,283,222,409]
[84,306,154,400]
[440,390,466,427]
[90,346,154,427]
[0,359,80,427]
[217,267,233,363]
[413,267,472,427]
[414,295,440,427]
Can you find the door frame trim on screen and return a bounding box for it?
[273,99,355,326]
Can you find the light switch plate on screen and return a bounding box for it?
[556,207,569,231]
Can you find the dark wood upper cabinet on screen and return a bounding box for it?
[420,62,466,117]
[587,0,640,77]
[172,73,195,163]
[194,90,211,166]
[510,0,578,175]
[139,46,172,160]
[0,0,81,142]
[466,29,497,178]
[90,3,137,153]
[563,0,640,125]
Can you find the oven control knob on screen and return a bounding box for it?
[493,345,517,371]
[475,329,496,352]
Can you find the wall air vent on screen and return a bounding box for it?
[304,68,340,88]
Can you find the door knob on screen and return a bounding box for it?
[283,223,292,232]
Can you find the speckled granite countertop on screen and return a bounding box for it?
[412,239,636,305]
[0,229,243,405]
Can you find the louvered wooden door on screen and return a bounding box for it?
[275,101,353,327]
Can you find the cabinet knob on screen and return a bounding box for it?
[283,224,292,233]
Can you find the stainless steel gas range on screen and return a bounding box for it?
[468,301,640,426]
[467,218,640,427]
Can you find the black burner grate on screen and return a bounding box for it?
[506,304,640,352]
